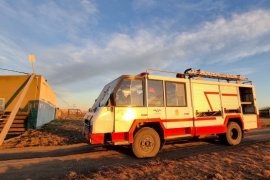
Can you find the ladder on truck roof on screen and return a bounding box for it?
[146,68,250,83]
[184,68,248,82]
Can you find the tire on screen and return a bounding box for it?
[132,127,160,158]
[225,122,242,145]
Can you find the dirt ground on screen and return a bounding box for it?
[1,118,270,179]
[1,119,87,149]
[84,142,270,180]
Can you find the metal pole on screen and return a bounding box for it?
[32,62,35,74]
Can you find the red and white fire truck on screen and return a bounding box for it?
[83,68,261,158]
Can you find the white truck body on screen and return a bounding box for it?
[83,69,261,158]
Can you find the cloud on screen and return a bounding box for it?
[1,2,270,88]
[1,1,270,109]
[175,0,226,12]
[0,0,98,45]
[38,30,169,85]
[170,9,270,63]
[0,34,30,73]
[132,0,156,9]
[80,0,98,14]
[0,0,98,73]
[32,9,270,87]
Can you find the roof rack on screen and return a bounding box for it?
[146,68,177,74]
[184,68,248,82]
[145,68,250,83]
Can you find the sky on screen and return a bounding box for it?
[1,0,270,110]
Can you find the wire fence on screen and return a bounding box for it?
[259,107,270,118]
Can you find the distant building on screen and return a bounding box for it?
[0,74,56,134]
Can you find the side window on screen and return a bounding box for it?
[165,82,186,107]
[148,80,164,107]
[130,80,144,106]
[116,79,143,106]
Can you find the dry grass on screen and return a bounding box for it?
[1,119,86,149]
[261,118,270,127]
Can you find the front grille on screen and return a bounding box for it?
[84,120,91,133]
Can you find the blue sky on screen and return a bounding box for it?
[1,0,270,110]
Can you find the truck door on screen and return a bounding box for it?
[164,81,193,132]
[239,87,258,129]
[114,78,147,132]
[147,80,166,122]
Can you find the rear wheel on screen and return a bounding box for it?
[225,122,242,145]
[132,127,160,158]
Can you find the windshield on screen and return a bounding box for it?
[92,77,120,109]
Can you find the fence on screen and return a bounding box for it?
[56,109,86,120]
[259,107,270,118]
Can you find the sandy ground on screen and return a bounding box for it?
[1,119,87,149]
[88,142,270,180]
[1,118,270,179]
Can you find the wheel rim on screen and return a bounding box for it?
[139,135,155,153]
[230,128,239,140]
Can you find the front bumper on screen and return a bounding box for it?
[83,120,104,144]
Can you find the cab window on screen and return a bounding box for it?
[116,79,143,106]
[165,82,187,107]
[148,80,164,107]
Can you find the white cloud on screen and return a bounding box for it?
[0,0,98,44]
[0,0,270,109]
[172,9,270,64]
[1,2,270,109]
[37,30,169,85]
[0,34,30,73]
[31,9,270,87]
[132,0,156,9]
[176,0,226,12]
[80,0,98,14]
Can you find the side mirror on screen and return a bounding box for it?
[110,93,116,106]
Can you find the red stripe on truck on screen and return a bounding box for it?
[194,125,226,135]
[112,132,129,142]
[89,133,104,144]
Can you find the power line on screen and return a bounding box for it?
[56,94,73,108]
[0,67,29,74]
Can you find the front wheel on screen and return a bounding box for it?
[132,127,160,158]
[225,122,242,145]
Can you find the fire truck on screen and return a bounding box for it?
[83,68,261,158]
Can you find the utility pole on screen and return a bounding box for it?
[29,54,35,74]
